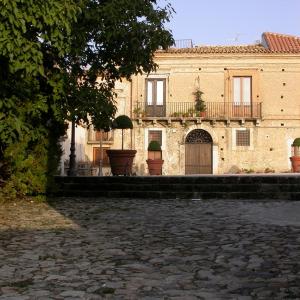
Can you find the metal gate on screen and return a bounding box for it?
[185,129,213,174]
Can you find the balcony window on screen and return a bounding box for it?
[146,79,166,117]
[233,76,252,105]
[225,69,259,106]
[147,81,153,105]
[95,131,111,141]
[88,129,113,143]
[156,81,164,105]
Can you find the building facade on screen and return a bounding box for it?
[62,32,300,175]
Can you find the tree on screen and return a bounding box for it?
[0,0,174,197]
[59,0,174,121]
[0,0,80,197]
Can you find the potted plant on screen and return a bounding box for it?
[290,138,300,172]
[146,140,164,175]
[194,88,206,117]
[107,115,136,175]
[187,108,195,117]
[133,106,144,118]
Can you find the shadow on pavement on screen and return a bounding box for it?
[0,197,300,299]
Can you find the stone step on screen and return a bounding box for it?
[56,175,300,185]
[54,189,300,200]
[58,182,300,193]
[54,175,300,200]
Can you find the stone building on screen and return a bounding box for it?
[62,32,300,175]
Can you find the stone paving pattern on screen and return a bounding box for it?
[0,198,300,299]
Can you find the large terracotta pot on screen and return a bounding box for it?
[107,150,137,176]
[146,159,164,175]
[290,156,300,172]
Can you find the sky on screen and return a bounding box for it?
[159,0,300,46]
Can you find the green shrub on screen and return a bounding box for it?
[194,89,206,112]
[113,115,133,129]
[0,116,65,200]
[148,141,161,151]
[292,138,300,146]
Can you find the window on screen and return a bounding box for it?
[95,131,113,142]
[93,147,110,166]
[148,130,163,160]
[148,130,162,146]
[224,69,259,104]
[145,128,165,151]
[233,77,252,105]
[145,79,166,117]
[88,129,113,143]
[236,129,250,146]
[225,70,260,118]
[147,81,153,105]
[146,79,165,105]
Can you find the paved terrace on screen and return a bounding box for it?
[0,198,300,299]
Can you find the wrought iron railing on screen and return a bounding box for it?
[173,39,193,48]
[134,102,262,119]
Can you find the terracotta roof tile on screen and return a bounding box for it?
[158,44,269,54]
[262,32,300,53]
[157,32,300,55]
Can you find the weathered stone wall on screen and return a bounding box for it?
[128,54,300,175]
[131,122,299,175]
[77,53,300,175]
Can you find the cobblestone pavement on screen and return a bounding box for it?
[0,198,300,300]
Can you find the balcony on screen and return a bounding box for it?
[88,130,114,144]
[134,102,262,120]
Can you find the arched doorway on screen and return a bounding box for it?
[185,129,213,174]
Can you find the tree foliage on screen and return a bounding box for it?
[0,0,79,197]
[59,0,174,126]
[0,0,174,198]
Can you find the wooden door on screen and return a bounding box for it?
[185,129,213,174]
[185,143,212,174]
[93,147,110,166]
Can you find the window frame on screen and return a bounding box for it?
[145,78,166,107]
[148,130,163,147]
[233,76,252,105]
[225,69,259,104]
[232,128,254,150]
[236,129,250,146]
[144,128,166,151]
[95,130,113,142]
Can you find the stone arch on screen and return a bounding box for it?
[185,129,213,144]
[184,124,218,145]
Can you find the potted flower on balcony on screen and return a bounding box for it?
[194,88,206,117]
[107,115,136,175]
[133,106,146,118]
[290,138,300,172]
[146,141,164,175]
